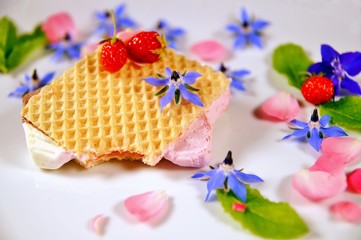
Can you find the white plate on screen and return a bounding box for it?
[1,0,361,239]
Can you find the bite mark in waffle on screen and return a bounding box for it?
[21,49,230,169]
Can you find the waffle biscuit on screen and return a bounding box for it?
[22,49,230,168]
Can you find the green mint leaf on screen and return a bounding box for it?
[0,48,7,73]
[320,96,361,130]
[272,43,313,89]
[6,25,47,71]
[0,16,17,57]
[216,187,308,239]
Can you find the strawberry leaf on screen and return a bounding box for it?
[320,96,361,131]
[272,43,313,89]
[216,187,309,239]
[0,16,17,57]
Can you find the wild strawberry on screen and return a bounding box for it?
[126,31,167,63]
[100,10,128,73]
[301,76,334,105]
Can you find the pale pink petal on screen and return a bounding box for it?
[42,12,77,43]
[259,92,300,121]
[309,154,345,176]
[81,43,99,57]
[232,202,247,212]
[116,30,141,44]
[89,214,108,236]
[347,168,361,193]
[330,201,361,223]
[124,190,169,222]
[292,169,346,201]
[322,137,361,164]
[190,40,229,62]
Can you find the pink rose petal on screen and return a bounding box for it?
[330,201,361,223]
[81,43,99,57]
[322,137,361,164]
[259,92,300,121]
[190,40,229,62]
[42,12,77,43]
[347,168,361,193]
[124,190,169,222]
[309,154,345,176]
[116,30,141,44]
[292,169,346,201]
[89,214,108,236]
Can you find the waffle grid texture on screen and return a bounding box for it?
[22,49,230,167]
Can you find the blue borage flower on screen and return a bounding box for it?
[219,63,250,91]
[308,44,361,95]
[9,70,55,98]
[283,108,347,151]
[226,7,269,49]
[142,67,204,111]
[95,3,136,37]
[192,151,263,202]
[47,33,83,61]
[156,20,185,50]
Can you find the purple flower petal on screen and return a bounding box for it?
[340,52,361,76]
[168,28,185,36]
[319,115,331,127]
[233,171,263,183]
[282,127,309,140]
[231,69,250,78]
[231,80,245,91]
[226,23,240,34]
[160,84,176,111]
[52,48,65,61]
[143,77,168,86]
[308,62,327,75]
[321,44,340,64]
[252,20,269,31]
[183,72,201,84]
[248,33,263,48]
[241,8,250,23]
[308,127,322,151]
[290,119,309,128]
[8,85,29,97]
[321,126,348,138]
[96,12,107,21]
[39,72,56,87]
[340,76,361,95]
[165,67,172,77]
[191,169,217,179]
[233,35,246,49]
[114,4,125,17]
[206,169,226,201]
[179,84,204,107]
[331,74,341,95]
[228,173,247,202]
[119,17,136,28]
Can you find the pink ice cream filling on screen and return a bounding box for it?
[160,89,231,167]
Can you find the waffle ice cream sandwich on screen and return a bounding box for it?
[21,49,230,169]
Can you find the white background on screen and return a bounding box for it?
[1,0,361,239]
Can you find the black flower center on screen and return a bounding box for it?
[171,71,180,82]
[105,11,111,18]
[32,69,39,82]
[223,151,233,165]
[157,21,164,30]
[310,108,319,122]
[242,21,249,29]
[64,33,71,41]
[220,63,227,73]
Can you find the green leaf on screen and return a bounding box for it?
[155,85,169,96]
[320,96,361,130]
[0,48,7,73]
[216,187,309,239]
[6,25,47,70]
[272,43,313,89]
[0,16,17,57]
[184,83,199,92]
[174,89,181,104]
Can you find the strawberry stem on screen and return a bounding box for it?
[110,10,117,44]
